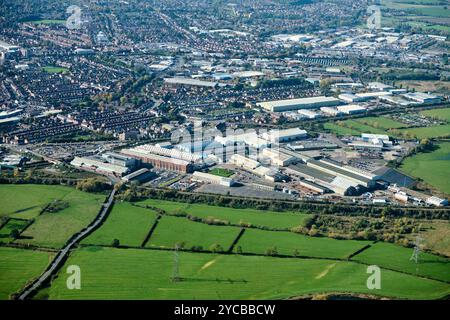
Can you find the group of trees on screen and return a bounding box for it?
[76,178,112,193]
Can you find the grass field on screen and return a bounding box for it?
[421,108,450,123]
[397,124,450,139]
[42,66,69,74]
[399,142,450,194]
[28,20,66,25]
[45,247,450,300]
[82,203,158,247]
[352,242,450,282]
[238,229,371,259]
[14,188,104,248]
[209,168,235,177]
[0,247,53,300]
[0,219,29,243]
[136,199,308,229]
[0,184,75,219]
[146,215,240,250]
[355,117,406,130]
[325,117,406,137]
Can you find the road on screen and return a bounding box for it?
[17,189,116,300]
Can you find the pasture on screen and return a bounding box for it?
[352,242,450,282]
[238,229,371,259]
[136,199,308,229]
[0,219,29,243]
[82,202,158,247]
[146,215,240,250]
[45,247,450,300]
[0,247,53,300]
[399,142,450,194]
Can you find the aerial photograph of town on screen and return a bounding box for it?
[0,0,449,312]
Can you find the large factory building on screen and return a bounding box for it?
[257,96,341,112]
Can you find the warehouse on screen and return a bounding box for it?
[120,149,193,173]
[71,156,130,177]
[338,93,365,103]
[297,179,328,194]
[102,152,138,168]
[320,107,343,117]
[262,148,297,167]
[229,154,260,171]
[122,168,156,183]
[355,91,392,101]
[263,128,308,143]
[426,196,448,207]
[403,92,442,104]
[298,109,321,119]
[257,96,341,112]
[192,171,235,187]
[337,104,367,115]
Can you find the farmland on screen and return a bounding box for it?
[45,247,450,300]
[237,229,371,259]
[136,199,308,229]
[0,219,29,243]
[0,247,53,300]
[325,116,406,137]
[82,203,158,247]
[352,242,450,282]
[399,142,450,195]
[146,215,240,250]
[421,108,450,122]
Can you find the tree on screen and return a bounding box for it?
[293,249,300,257]
[111,239,120,247]
[209,244,224,253]
[265,246,278,256]
[235,246,243,254]
[10,229,20,240]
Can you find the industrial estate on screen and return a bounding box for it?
[0,0,449,303]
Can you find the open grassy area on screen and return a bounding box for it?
[13,187,104,248]
[399,142,450,194]
[397,124,450,139]
[0,247,53,300]
[42,66,69,74]
[28,19,66,25]
[136,199,308,229]
[421,108,450,123]
[45,246,450,300]
[324,122,361,136]
[146,215,240,250]
[238,229,371,259]
[82,203,158,247]
[354,117,406,130]
[352,242,450,282]
[0,184,75,219]
[209,168,235,177]
[0,219,29,243]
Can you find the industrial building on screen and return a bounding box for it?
[355,91,392,101]
[192,171,235,187]
[298,109,321,119]
[403,92,442,104]
[229,154,260,171]
[102,152,138,168]
[257,96,341,112]
[120,149,193,173]
[262,148,297,167]
[337,104,367,114]
[338,93,365,103]
[262,128,308,143]
[426,196,448,207]
[122,168,156,183]
[71,156,130,177]
[320,107,343,117]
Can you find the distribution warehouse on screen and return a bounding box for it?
[257,96,341,112]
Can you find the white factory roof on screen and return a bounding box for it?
[264,128,308,142]
[337,105,367,113]
[257,96,340,110]
[356,91,392,99]
[164,77,226,88]
[232,71,265,78]
[126,144,203,162]
[362,133,390,141]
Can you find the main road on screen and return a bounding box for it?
[17,189,116,300]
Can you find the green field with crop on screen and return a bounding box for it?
[399,142,450,194]
[238,229,371,259]
[136,199,308,229]
[146,215,239,250]
[45,246,450,300]
[15,188,104,248]
[0,247,53,300]
[421,108,450,122]
[82,203,158,247]
[352,242,450,282]
[0,219,29,243]
[0,184,75,219]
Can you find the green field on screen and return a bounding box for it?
[0,219,29,243]
[421,108,450,123]
[136,199,308,229]
[14,188,104,248]
[324,122,362,136]
[399,142,450,194]
[238,229,371,259]
[146,215,240,250]
[352,242,450,282]
[45,247,450,300]
[0,247,53,300]
[82,203,158,247]
[355,117,406,130]
[324,117,405,137]
[42,66,69,74]
[209,168,235,177]
[28,19,66,25]
[0,184,75,219]
[398,124,450,139]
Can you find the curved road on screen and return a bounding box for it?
[17,189,116,300]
